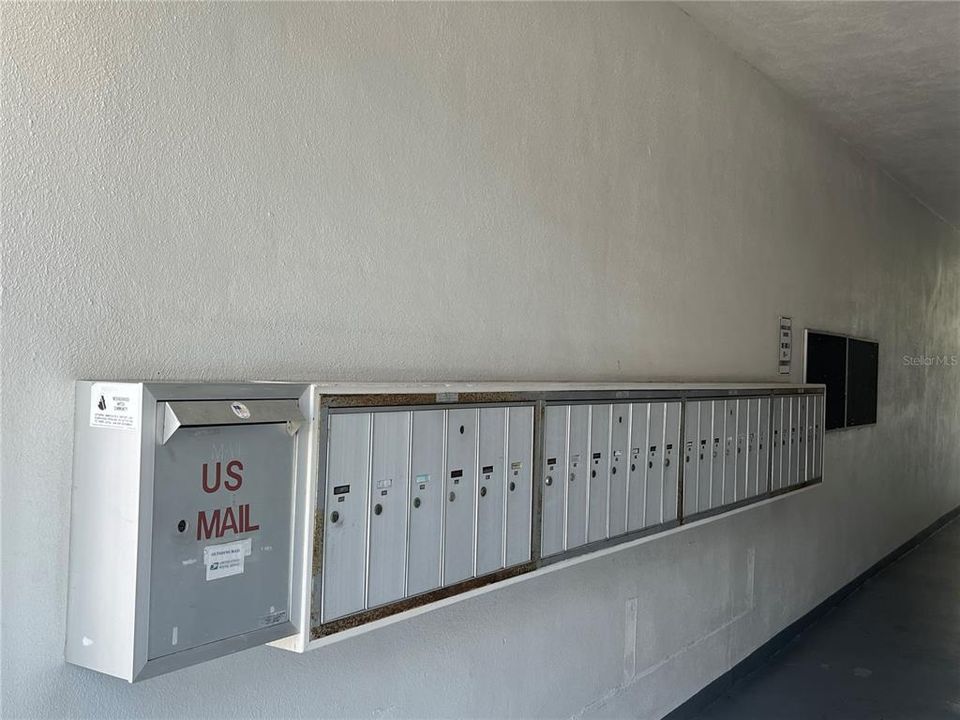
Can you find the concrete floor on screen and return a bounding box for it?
[692,517,960,720]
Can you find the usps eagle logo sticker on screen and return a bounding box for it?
[230,402,251,420]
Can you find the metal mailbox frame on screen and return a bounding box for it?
[274,381,825,653]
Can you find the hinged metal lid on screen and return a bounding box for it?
[160,399,304,445]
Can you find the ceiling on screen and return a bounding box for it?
[680,1,960,227]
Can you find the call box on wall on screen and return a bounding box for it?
[65,382,310,681]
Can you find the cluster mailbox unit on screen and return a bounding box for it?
[66,381,824,680]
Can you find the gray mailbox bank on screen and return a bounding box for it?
[65,382,309,681]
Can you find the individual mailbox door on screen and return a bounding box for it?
[406,410,444,597]
[150,401,299,658]
[565,405,590,550]
[696,401,713,513]
[608,404,631,537]
[322,412,371,623]
[734,399,748,501]
[505,406,534,567]
[644,403,665,526]
[626,403,649,532]
[662,402,681,523]
[770,397,784,491]
[476,408,507,577]
[541,405,567,558]
[722,400,737,505]
[587,405,611,543]
[788,397,801,486]
[367,411,409,609]
[744,398,759,498]
[795,395,805,485]
[709,401,725,510]
[804,396,816,483]
[443,408,477,585]
[812,395,823,480]
[796,397,807,485]
[757,397,771,495]
[682,401,700,518]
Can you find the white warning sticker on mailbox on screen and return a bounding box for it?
[89,383,140,431]
[203,540,245,581]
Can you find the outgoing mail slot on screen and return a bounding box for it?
[66,383,305,682]
[152,400,299,658]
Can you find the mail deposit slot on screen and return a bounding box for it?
[65,382,307,682]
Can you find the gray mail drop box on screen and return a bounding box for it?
[65,382,310,681]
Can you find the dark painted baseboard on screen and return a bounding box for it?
[663,504,960,720]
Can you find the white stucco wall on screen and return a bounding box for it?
[2,3,958,718]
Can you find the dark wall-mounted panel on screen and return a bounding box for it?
[805,332,847,430]
[846,339,879,427]
[805,331,879,430]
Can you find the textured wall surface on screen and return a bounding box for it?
[2,3,958,719]
[681,1,960,226]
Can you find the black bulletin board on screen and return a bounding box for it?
[805,331,878,430]
[846,339,879,426]
[805,332,848,430]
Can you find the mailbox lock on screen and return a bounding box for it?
[449,491,456,502]
[480,486,487,498]
[413,497,421,509]
[544,475,553,486]
[374,503,383,516]
[330,510,340,524]
[591,470,596,478]
[569,473,576,483]
[611,466,617,475]
[177,519,187,533]
[509,481,516,492]
[459,425,465,434]
[631,463,636,472]
[664,458,670,467]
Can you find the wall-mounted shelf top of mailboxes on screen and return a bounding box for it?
[66,381,824,681]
